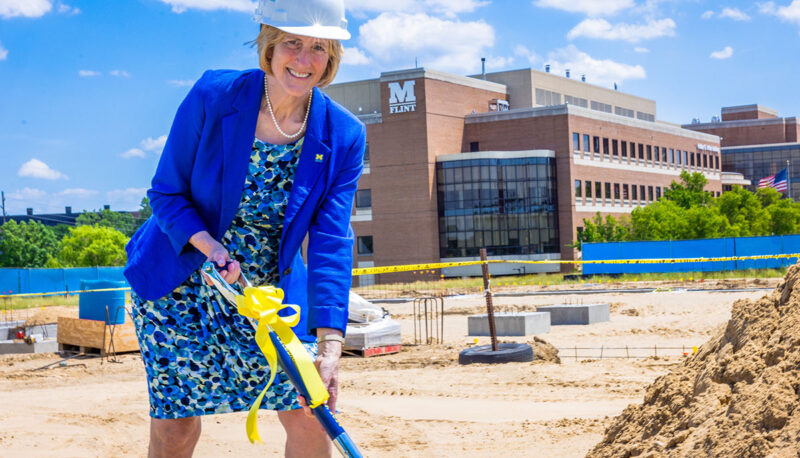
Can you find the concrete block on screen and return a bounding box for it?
[536,304,610,325]
[468,312,551,336]
[0,321,25,341]
[0,339,59,355]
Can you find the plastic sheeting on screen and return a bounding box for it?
[583,234,800,275]
[0,267,128,295]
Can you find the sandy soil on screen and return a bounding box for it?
[0,288,768,457]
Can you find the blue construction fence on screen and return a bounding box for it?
[0,267,127,295]
[583,234,800,275]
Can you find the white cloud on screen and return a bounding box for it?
[545,45,646,87]
[568,18,676,42]
[485,55,514,69]
[759,1,800,26]
[79,70,100,77]
[8,187,47,201]
[106,188,149,211]
[158,0,255,13]
[719,7,751,21]
[58,3,80,14]
[0,0,52,18]
[514,45,541,65]
[701,10,714,19]
[358,12,495,74]
[634,46,650,53]
[141,135,167,153]
[59,188,98,198]
[168,79,196,87]
[710,46,734,59]
[347,0,488,16]
[122,135,167,159]
[109,69,130,77]
[121,148,147,159]
[533,0,635,16]
[342,47,371,66]
[18,159,68,180]
[0,42,7,61]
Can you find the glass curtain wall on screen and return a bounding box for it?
[722,143,800,197]
[436,157,559,258]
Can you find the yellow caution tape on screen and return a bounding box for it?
[0,287,131,298]
[352,260,496,276]
[236,286,329,444]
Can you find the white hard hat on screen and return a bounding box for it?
[254,0,350,41]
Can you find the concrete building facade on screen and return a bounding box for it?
[325,68,722,281]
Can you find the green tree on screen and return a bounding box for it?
[714,187,771,236]
[76,209,137,237]
[629,200,689,241]
[663,171,713,209]
[52,224,72,241]
[574,212,630,249]
[756,187,782,208]
[59,225,129,267]
[0,220,59,267]
[765,198,800,235]
[683,205,730,239]
[132,197,152,233]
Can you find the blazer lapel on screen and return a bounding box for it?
[218,70,264,237]
[283,87,331,227]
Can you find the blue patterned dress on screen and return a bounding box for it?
[131,138,316,419]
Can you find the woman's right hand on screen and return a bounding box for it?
[189,231,241,284]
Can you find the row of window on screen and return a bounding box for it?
[574,179,721,203]
[572,132,720,171]
[535,89,653,121]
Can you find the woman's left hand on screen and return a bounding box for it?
[298,328,343,417]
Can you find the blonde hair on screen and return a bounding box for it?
[256,25,342,88]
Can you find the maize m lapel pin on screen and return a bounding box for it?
[315,154,324,162]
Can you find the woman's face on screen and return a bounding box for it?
[269,33,330,98]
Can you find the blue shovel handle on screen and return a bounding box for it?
[269,332,363,458]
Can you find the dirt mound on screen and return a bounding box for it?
[588,266,800,457]
[22,306,78,327]
[529,336,561,364]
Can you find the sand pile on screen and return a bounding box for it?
[588,266,800,457]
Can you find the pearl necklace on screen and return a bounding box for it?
[263,74,312,140]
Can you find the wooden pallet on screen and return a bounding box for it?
[343,344,402,358]
[57,317,140,355]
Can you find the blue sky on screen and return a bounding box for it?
[1,0,799,215]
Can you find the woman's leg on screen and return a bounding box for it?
[149,417,202,458]
[277,409,331,457]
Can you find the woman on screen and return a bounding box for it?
[123,1,363,456]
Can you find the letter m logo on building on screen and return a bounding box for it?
[388,81,416,104]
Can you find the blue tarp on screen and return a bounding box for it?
[0,267,128,295]
[584,234,800,275]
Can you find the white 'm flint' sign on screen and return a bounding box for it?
[388,80,416,114]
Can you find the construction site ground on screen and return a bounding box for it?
[0,279,778,457]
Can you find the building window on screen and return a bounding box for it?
[703,154,708,168]
[363,142,370,168]
[436,156,559,257]
[621,141,628,157]
[690,153,695,167]
[684,151,689,167]
[623,184,629,200]
[357,236,373,255]
[572,133,580,151]
[648,186,654,201]
[638,143,644,160]
[612,140,619,156]
[593,136,600,153]
[575,180,582,198]
[631,184,638,200]
[603,138,609,155]
[669,148,674,164]
[662,147,668,163]
[583,134,590,152]
[355,189,372,210]
[614,183,620,200]
[604,182,611,200]
[715,155,719,170]
[640,185,646,200]
[585,180,592,198]
[470,141,480,152]
[646,145,652,161]
[656,187,661,200]
[595,181,602,199]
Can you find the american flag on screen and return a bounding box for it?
[758,167,788,192]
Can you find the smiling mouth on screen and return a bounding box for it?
[287,68,311,78]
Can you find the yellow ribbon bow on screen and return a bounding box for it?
[236,286,330,444]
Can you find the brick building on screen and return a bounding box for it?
[684,104,799,196]
[324,68,722,282]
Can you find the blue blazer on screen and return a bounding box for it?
[124,69,365,341]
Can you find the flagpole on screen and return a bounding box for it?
[788,160,792,200]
